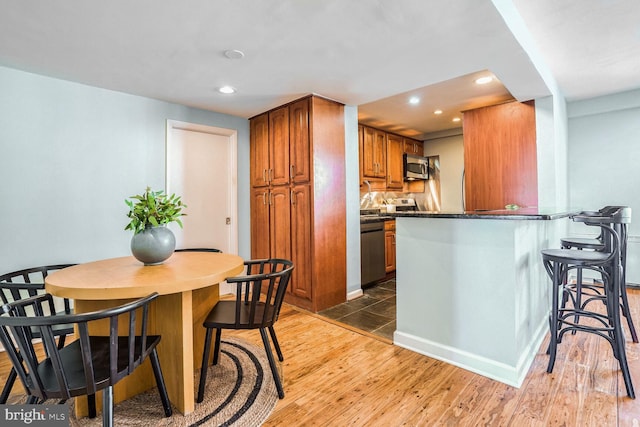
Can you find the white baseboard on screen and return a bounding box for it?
[347,288,363,301]
[393,315,549,388]
[513,315,549,386]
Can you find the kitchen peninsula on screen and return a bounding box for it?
[387,208,575,387]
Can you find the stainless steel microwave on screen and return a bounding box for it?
[403,154,429,180]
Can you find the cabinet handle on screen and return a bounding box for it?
[262,192,267,205]
[392,234,396,244]
[290,164,295,178]
[269,169,273,182]
[290,190,296,204]
[263,169,267,183]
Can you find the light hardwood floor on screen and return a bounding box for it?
[1,289,638,426]
[249,289,639,426]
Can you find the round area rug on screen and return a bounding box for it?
[64,337,278,426]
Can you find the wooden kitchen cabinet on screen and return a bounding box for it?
[384,220,396,273]
[268,185,292,261]
[359,125,427,193]
[249,107,290,187]
[386,134,404,190]
[268,106,291,187]
[290,184,312,300]
[403,138,423,156]
[250,114,270,187]
[250,99,310,188]
[250,187,270,259]
[361,126,387,180]
[251,185,312,302]
[249,95,346,312]
[463,100,537,211]
[289,98,311,184]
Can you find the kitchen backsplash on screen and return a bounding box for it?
[360,156,441,212]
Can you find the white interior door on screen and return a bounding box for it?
[166,120,238,255]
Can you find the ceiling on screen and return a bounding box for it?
[1,1,638,139]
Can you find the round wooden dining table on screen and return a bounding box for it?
[45,251,244,416]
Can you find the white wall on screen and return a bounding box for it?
[0,66,250,272]
[344,105,362,298]
[567,88,640,283]
[536,96,563,208]
[423,130,464,212]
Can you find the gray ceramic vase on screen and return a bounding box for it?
[130,225,176,265]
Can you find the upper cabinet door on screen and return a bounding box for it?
[362,126,387,179]
[373,129,387,178]
[250,113,270,187]
[289,98,311,184]
[269,106,290,186]
[403,138,423,155]
[386,134,404,190]
[361,126,378,178]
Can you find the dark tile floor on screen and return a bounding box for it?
[318,279,396,341]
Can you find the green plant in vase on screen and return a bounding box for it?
[125,187,187,265]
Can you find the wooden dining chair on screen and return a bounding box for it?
[197,258,294,402]
[0,264,94,409]
[0,292,173,426]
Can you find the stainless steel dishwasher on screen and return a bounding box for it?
[360,220,386,286]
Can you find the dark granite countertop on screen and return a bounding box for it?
[385,207,579,220]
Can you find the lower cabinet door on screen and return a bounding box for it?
[290,185,312,301]
[385,229,396,273]
[250,188,271,260]
[269,186,292,261]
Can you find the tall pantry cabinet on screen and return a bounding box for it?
[249,95,346,312]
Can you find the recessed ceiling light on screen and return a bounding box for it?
[409,96,420,105]
[475,76,493,85]
[452,117,461,122]
[434,109,443,115]
[218,85,236,94]
[224,49,245,60]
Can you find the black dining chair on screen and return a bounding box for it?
[0,264,96,410]
[197,258,294,402]
[0,292,173,426]
[0,264,75,317]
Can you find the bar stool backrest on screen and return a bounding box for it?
[573,206,630,266]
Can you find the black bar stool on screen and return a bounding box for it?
[541,207,635,398]
[560,206,638,343]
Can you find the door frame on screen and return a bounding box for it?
[165,120,238,254]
